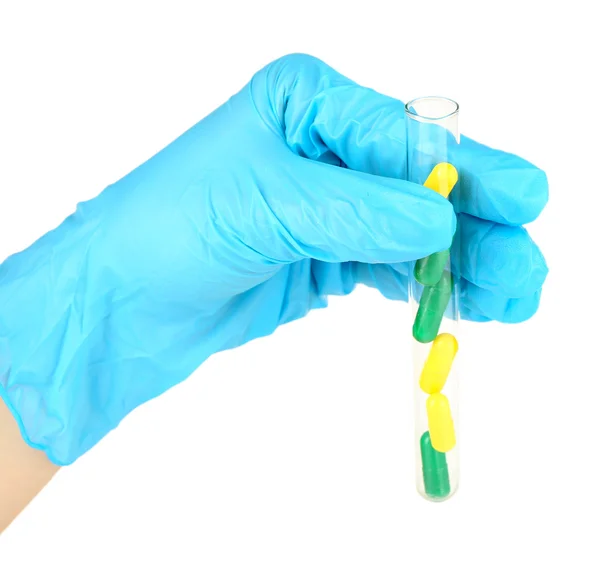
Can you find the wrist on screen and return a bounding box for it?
[0,394,59,534]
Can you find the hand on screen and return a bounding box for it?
[0,54,548,465]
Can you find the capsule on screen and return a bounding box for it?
[426,393,456,452]
[412,270,453,343]
[415,249,450,286]
[414,164,458,286]
[419,333,458,394]
[420,431,450,499]
[423,162,459,198]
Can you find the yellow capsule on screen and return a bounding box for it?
[426,393,456,452]
[423,163,459,198]
[419,333,458,394]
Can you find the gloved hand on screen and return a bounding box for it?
[0,54,548,466]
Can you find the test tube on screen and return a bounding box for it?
[405,97,461,502]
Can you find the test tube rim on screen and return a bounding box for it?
[405,96,459,122]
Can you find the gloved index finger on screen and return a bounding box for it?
[449,135,549,226]
[253,54,548,227]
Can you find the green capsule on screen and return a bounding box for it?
[420,431,450,499]
[414,249,450,286]
[412,270,453,343]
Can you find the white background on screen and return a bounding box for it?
[0,1,598,564]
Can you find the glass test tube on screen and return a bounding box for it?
[405,97,461,502]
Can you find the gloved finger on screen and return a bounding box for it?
[353,261,541,323]
[459,280,543,323]
[403,122,548,226]
[308,259,540,324]
[252,53,547,226]
[458,308,492,323]
[278,155,455,265]
[455,214,548,298]
[450,136,549,226]
[383,261,543,323]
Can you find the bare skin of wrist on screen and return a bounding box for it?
[0,396,59,534]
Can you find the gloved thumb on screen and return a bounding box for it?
[266,154,456,265]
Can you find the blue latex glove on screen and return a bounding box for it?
[0,54,548,465]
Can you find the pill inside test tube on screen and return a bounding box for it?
[420,333,458,394]
[423,162,458,198]
[413,163,458,287]
[420,431,450,499]
[412,270,454,344]
[426,393,456,453]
